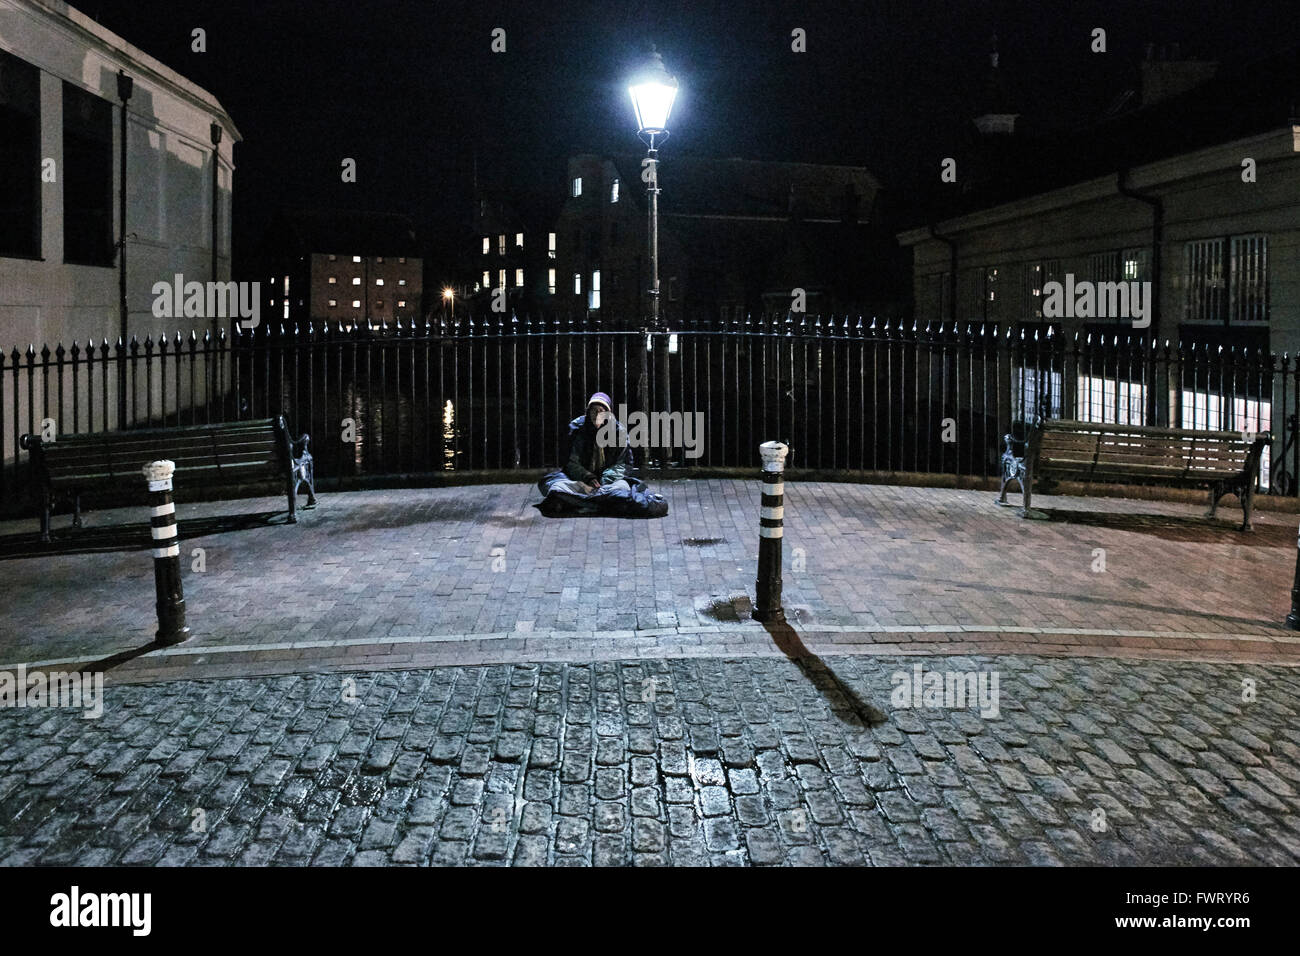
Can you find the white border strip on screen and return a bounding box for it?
[2,623,1294,673]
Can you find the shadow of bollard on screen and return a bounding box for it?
[761,618,888,727]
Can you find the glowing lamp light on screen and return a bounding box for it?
[628,47,677,136]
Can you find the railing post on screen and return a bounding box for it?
[1287,522,1300,630]
[753,440,789,623]
[142,460,190,645]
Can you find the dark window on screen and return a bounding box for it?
[0,51,41,258]
[63,82,114,266]
[610,221,619,246]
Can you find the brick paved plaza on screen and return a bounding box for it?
[2,480,1299,865]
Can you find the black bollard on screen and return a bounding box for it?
[1287,524,1300,630]
[753,441,789,622]
[143,460,190,645]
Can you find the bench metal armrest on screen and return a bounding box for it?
[290,433,312,460]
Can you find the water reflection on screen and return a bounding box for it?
[443,399,456,470]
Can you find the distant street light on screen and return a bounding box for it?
[628,46,678,467]
[443,287,454,321]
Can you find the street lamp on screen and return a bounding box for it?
[628,45,677,332]
[443,287,454,321]
[628,45,678,466]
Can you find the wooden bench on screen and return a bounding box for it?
[997,419,1270,531]
[19,416,316,542]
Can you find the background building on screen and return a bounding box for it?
[553,153,898,326]
[900,44,1300,355]
[0,0,240,348]
[467,153,902,326]
[255,208,423,326]
[469,194,560,316]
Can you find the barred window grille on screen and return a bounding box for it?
[1077,376,1146,425]
[1178,390,1272,488]
[1230,235,1268,323]
[1014,367,1062,421]
[1122,247,1149,281]
[1088,251,1121,283]
[1184,238,1226,322]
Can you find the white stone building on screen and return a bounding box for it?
[0,0,241,350]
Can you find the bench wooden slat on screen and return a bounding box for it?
[999,418,1270,531]
[20,417,316,541]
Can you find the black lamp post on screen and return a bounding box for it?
[628,46,678,467]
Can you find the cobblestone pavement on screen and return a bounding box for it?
[2,482,1299,683]
[2,654,1298,866]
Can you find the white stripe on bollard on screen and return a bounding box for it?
[152,543,180,558]
[150,525,177,540]
[150,503,175,518]
[760,505,784,519]
[759,526,783,538]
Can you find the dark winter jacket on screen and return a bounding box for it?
[563,414,633,485]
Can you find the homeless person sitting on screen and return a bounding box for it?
[535,392,669,518]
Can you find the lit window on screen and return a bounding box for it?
[573,273,582,294]
[353,255,362,263]
[589,269,601,309]
[376,278,384,286]
[515,268,524,287]
[398,279,406,286]
[328,299,337,307]
[610,179,619,203]
[328,254,337,261]
[548,269,556,295]
[352,300,361,308]
[398,300,407,308]
[283,301,289,319]
[498,235,506,255]
[328,276,337,284]
[548,233,556,259]
[283,275,289,294]
[352,277,361,285]
[482,270,490,288]
[498,269,506,290]
[515,233,523,248]
[399,257,406,263]
[376,257,383,263]
[572,177,582,197]
[483,237,489,255]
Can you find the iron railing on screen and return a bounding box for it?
[1,314,1295,515]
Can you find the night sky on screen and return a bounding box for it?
[82,0,1300,279]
